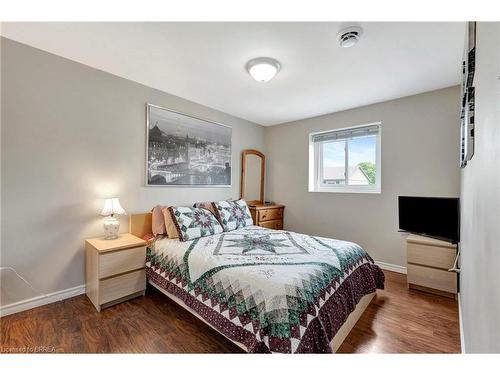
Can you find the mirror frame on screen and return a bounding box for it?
[240,149,265,206]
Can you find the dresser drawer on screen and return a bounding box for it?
[259,219,283,230]
[99,246,146,278]
[99,269,146,305]
[258,208,283,222]
[407,243,456,269]
[407,264,457,293]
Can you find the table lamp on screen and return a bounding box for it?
[100,198,126,240]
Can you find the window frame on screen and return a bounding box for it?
[308,122,382,194]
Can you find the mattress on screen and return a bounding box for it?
[145,225,384,353]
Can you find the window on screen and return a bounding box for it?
[309,123,381,193]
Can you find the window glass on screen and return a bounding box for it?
[347,135,377,186]
[321,141,346,186]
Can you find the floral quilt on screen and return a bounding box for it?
[146,225,384,353]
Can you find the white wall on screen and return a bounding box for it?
[265,86,461,267]
[0,38,265,307]
[459,22,500,353]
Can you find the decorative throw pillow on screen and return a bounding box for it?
[151,205,167,236]
[212,199,254,232]
[161,206,180,239]
[193,201,218,217]
[168,206,223,241]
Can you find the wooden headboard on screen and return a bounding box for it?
[129,213,152,238]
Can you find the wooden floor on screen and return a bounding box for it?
[0,271,460,353]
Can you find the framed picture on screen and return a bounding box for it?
[146,104,232,186]
[460,21,476,168]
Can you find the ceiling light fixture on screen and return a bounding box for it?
[246,57,281,83]
[337,26,363,48]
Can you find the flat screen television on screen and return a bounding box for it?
[398,196,460,243]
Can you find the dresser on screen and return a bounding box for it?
[249,204,285,230]
[406,234,458,298]
[85,233,147,311]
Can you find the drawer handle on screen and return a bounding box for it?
[262,214,267,219]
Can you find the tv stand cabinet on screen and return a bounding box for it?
[406,234,457,298]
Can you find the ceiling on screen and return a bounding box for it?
[1,22,465,126]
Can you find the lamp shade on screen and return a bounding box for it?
[100,198,126,216]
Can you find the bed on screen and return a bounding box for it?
[130,213,384,353]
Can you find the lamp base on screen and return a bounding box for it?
[103,216,120,240]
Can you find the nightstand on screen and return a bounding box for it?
[249,204,285,230]
[406,234,458,298]
[85,233,147,311]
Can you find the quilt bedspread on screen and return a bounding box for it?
[145,225,384,353]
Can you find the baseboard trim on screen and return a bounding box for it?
[375,261,407,274]
[458,292,465,353]
[0,284,85,317]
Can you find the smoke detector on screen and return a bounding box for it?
[337,26,363,48]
